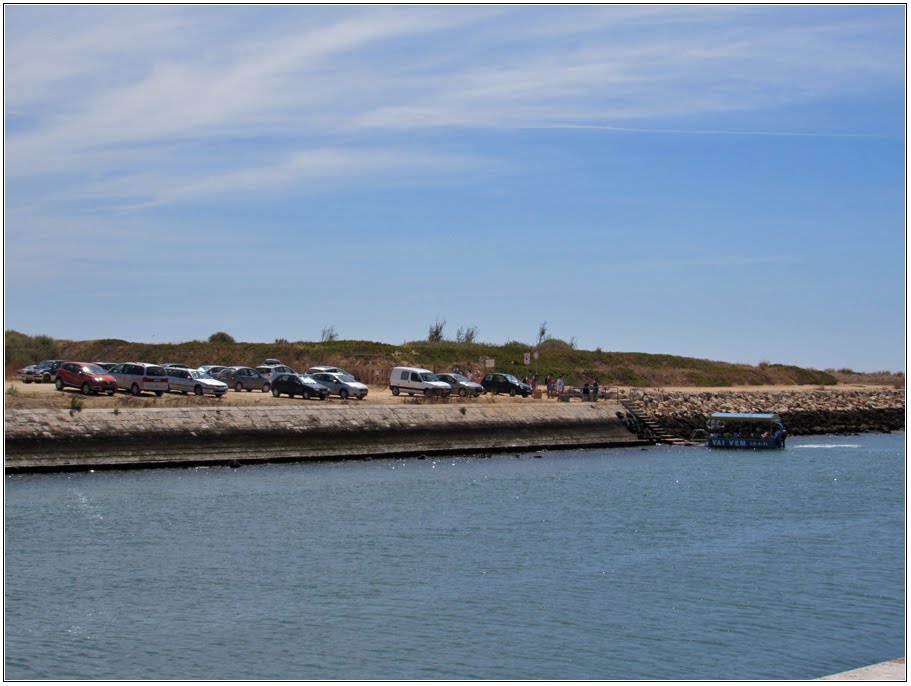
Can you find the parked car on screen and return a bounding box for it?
[436,372,485,397]
[94,362,118,371]
[271,373,329,400]
[33,359,65,383]
[158,363,191,369]
[107,362,169,396]
[306,366,352,377]
[214,366,271,392]
[481,373,531,397]
[389,366,451,397]
[54,362,117,395]
[16,364,38,383]
[198,365,227,376]
[164,367,228,397]
[309,371,369,400]
[255,364,296,382]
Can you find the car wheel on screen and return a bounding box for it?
[130,383,141,396]
[23,380,32,384]
[54,378,64,391]
[424,388,432,398]
[391,386,400,396]
[339,389,349,400]
[458,387,467,397]
[155,391,164,397]
[522,392,529,398]
[263,383,270,393]
[108,391,115,396]
[194,385,203,396]
[320,394,327,401]
[272,387,281,397]
[302,389,311,400]
[509,388,517,397]
[81,383,92,395]
[235,383,243,392]
[43,373,52,383]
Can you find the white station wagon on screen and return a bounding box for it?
[107,362,169,396]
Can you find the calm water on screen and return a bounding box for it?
[5,433,905,680]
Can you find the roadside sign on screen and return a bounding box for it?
[533,351,539,360]
[485,358,496,368]
[523,352,531,365]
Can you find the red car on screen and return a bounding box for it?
[55,362,117,396]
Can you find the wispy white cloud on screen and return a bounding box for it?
[3,5,903,229]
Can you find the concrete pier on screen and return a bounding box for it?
[4,401,648,473]
[818,658,905,680]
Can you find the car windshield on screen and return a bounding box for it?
[336,373,356,382]
[190,371,208,379]
[419,373,439,382]
[504,374,520,382]
[299,375,317,383]
[82,365,107,375]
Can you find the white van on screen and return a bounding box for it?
[389,366,451,397]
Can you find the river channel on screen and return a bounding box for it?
[5,432,904,679]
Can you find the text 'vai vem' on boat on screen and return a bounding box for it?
[705,412,787,449]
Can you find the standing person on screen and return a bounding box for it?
[592,379,599,402]
[531,373,539,392]
[545,374,553,397]
[556,374,565,396]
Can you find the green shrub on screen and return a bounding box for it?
[208,331,236,344]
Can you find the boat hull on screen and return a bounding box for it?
[707,436,785,450]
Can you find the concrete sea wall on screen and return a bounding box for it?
[4,402,646,473]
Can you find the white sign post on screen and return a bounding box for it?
[523,352,531,365]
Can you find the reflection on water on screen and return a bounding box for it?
[5,433,905,680]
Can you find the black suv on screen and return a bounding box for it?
[481,373,532,397]
[271,373,329,400]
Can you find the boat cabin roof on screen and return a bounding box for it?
[709,412,782,423]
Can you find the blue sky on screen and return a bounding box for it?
[4,5,906,372]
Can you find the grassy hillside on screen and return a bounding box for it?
[3,330,860,388]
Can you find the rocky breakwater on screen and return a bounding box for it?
[5,401,646,473]
[628,388,905,440]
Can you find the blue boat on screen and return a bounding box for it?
[706,412,787,449]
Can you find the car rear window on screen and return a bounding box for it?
[146,366,166,377]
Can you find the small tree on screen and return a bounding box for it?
[321,325,339,342]
[456,325,479,344]
[537,321,548,346]
[428,318,446,342]
[208,331,236,344]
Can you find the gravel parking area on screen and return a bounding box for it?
[4,378,553,410]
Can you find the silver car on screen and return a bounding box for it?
[32,360,65,383]
[309,371,368,400]
[215,366,271,392]
[16,365,38,383]
[164,367,228,397]
[436,373,485,397]
[107,362,169,396]
[255,364,296,383]
[307,366,352,376]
